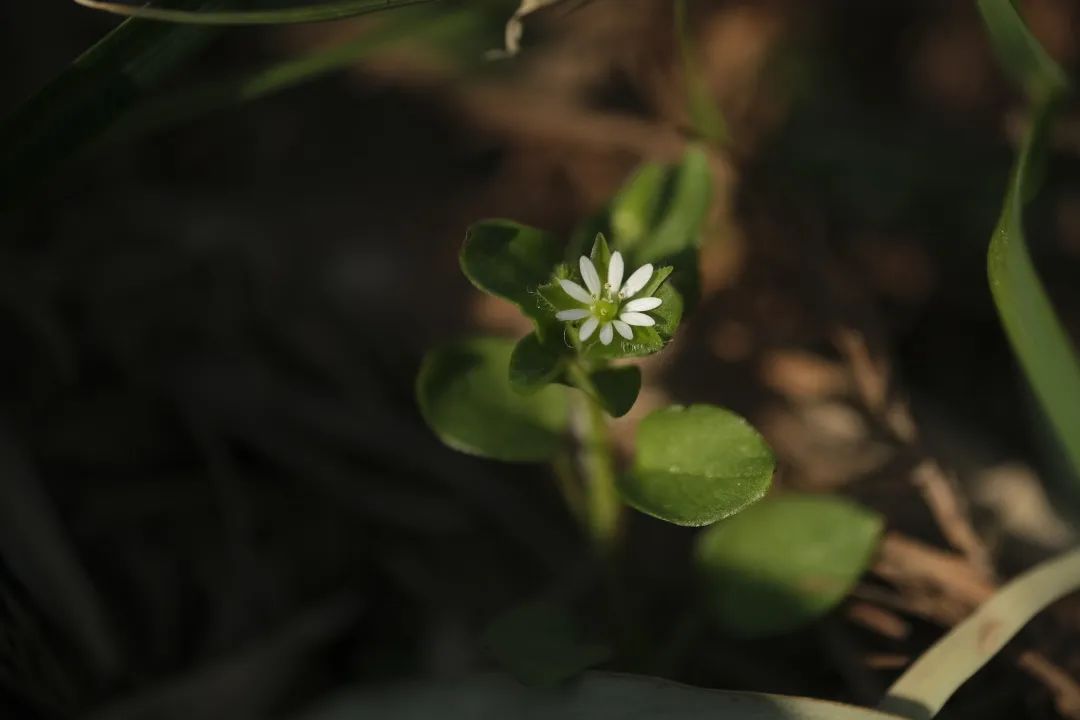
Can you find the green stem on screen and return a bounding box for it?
[568,364,621,554]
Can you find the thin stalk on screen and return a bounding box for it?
[568,365,621,554]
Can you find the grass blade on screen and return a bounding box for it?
[977,0,1080,480]
[73,0,438,25]
[879,547,1080,719]
[0,426,120,677]
[0,2,225,203]
[104,4,481,142]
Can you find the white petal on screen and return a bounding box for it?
[607,251,624,294]
[579,256,601,297]
[556,309,589,321]
[623,296,662,312]
[620,312,656,327]
[619,263,654,298]
[579,316,599,341]
[599,322,614,345]
[558,278,594,304]
[613,320,633,339]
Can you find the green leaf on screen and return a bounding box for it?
[977,0,1080,482]
[604,149,712,306]
[299,673,900,720]
[977,0,1069,104]
[74,0,438,24]
[611,163,668,251]
[461,220,564,321]
[583,366,641,418]
[482,602,611,687]
[0,1,221,202]
[631,146,712,266]
[416,338,569,462]
[619,405,774,527]
[509,332,567,393]
[694,495,883,637]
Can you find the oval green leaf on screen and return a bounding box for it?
[416,338,568,462]
[462,220,564,320]
[695,495,883,637]
[619,405,774,526]
[584,365,641,418]
[299,672,899,720]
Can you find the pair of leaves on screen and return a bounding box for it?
[417,372,777,531]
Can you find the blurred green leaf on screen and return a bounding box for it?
[462,220,564,321]
[582,365,641,418]
[619,405,774,527]
[628,147,712,266]
[74,0,438,24]
[298,673,900,720]
[482,601,610,686]
[611,163,667,249]
[509,331,567,393]
[605,148,712,306]
[416,338,568,462]
[0,1,222,202]
[608,152,710,265]
[694,495,882,637]
[977,0,1080,481]
[977,0,1068,104]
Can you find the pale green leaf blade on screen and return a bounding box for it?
[695,495,883,637]
[880,546,1080,720]
[73,0,438,25]
[620,405,774,527]
[298,672,901,720]
[416,338,569,462]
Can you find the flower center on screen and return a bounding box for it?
[591,298,619,322]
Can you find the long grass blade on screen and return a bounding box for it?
[879,547,1080,719]
[976,0,1080,481]
[73,0,438,25]
[0,2,224,203]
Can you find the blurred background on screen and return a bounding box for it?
[1,0,1079,718]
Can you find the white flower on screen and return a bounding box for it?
[554,251,663,345]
